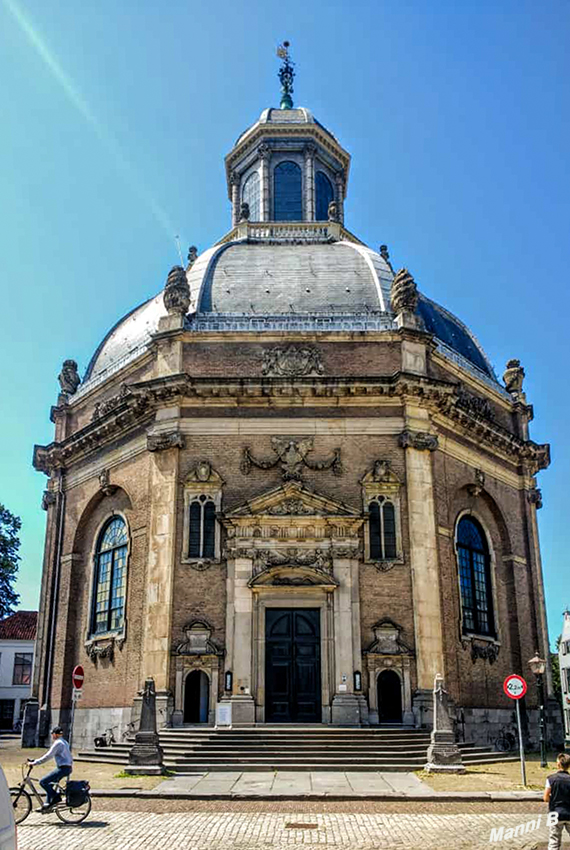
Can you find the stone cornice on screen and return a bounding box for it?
[33,370,549,475]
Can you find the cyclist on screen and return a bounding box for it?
[27,725,73,812]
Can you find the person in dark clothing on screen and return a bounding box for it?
[544,752,570,849]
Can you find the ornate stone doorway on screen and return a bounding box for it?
[184,670,209,723]
[377,669,402,723]
[265,608,321,723]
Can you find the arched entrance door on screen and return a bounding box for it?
[265,609,321,723]
[377,669,402,723]
[184,670,209,723]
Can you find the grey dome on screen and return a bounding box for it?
[235,106,339,147]
[82,240,496,390]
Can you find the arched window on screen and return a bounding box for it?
[242,171,260,221]
[188,495,216,559]
[273,161,302,221]
[315,171,334,221]
[92,516,128,635]
[369,496,397,560]
[457,516,495,637]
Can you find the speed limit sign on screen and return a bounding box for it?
[503,674,527,700]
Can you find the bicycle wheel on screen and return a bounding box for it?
[494,736,509,752]
[55,794,91,824]
[9,787,32,824]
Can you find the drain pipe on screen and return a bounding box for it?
[40,472,66,742]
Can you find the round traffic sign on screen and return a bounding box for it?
[72,665,84,690]
[503,674,527,700]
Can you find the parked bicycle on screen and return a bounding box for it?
[10,763,91,825]
[122,721,137,741]
[494,725,518,752]
[94,726,117,748]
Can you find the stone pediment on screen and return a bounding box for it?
[225,481,359,519]
[248,564,339,590]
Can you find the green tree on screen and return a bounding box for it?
[0,504,21,619]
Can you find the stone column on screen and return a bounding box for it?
[230,172,240,227]
[399,410,445,698]
[304,143,316,222]
[141,430,181,719]
[335,170,345,224]
[331,551,362,725]
[258,145,271,222]
[227,555,255,725]
[526,489,554,695]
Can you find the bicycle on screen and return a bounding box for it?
[122,720,137,741]
[10,763,91,825]
[94,726,117,747]
[494,726,518,752]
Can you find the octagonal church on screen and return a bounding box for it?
[32,68,556,750]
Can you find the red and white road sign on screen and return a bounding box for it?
[72,665,84,690]
[503,674,527,700]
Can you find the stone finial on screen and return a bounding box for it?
[58,359,80,396]
[380,244,390,262]
[163,265,190,316]
[327,200,339,222]
[187,246,198,269]
[239,202,250,222]
[503,359,525,395]
[390,268,419,316]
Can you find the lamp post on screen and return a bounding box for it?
[529,653,548,768]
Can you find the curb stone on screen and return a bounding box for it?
[90,788,543,802]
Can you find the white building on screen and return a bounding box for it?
[560,610,570,747]
[0,611,37,731]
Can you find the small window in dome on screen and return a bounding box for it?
[315,171,334,221]
[242,171,260,221]
[274,161,302,221]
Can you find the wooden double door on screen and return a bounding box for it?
[265,609,321,723]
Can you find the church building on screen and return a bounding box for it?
[32,49,557,748]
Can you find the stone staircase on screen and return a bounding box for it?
[77,726,518,772]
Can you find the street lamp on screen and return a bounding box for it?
[529,652,548,767]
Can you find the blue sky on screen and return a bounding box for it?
[1,1,568,649]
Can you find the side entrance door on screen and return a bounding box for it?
[265,609,321,723]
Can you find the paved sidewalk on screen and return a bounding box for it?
[91,770,542,801]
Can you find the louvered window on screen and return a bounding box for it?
[273,161,302,221]
[315,171,334,221]
[369,496,398,560]
[188,495,216,559]
[91,517,127,635]
[457,516,495,637]
[242,171,260,221]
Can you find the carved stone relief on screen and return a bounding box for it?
[527,487,543,509]
[461,638,500,664]
[457,387,492,420]
[147,432,185,452]
[99,469,117,496]
[398,430,439,452]
[262,345,324,378]
[467,469,485,497]
[174,621,221,656]
[242,436,341,481]
[41,490,56,511]
[244,547,333,575]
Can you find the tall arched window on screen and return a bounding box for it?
[92,516,127,635]
[315,171,334,221]
[242,171,260,221]
[273,161,302,221]
[188,495,216,559]
[369,496,397,560]
[457,516,495,637]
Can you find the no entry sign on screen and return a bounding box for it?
[72,665,84,690]
[503,674,527,700]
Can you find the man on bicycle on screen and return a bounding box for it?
[28,725,73,812]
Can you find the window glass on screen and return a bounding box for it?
[274,161,302,221]
[242,171,260,221]
[91,517,127,635]
[382,502,397,559]
[369,501,381,560]
[188,497,216,559]
[457,516,494,636]
[315,171,334,221]
[13,653,33,685]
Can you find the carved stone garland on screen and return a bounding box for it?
[242,436,342,481]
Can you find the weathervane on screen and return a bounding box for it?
[277,41,295,109]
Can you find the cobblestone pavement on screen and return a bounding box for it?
[17,804,550,849]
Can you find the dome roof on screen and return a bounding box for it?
[235,106,339,147]
[82,239,496,391]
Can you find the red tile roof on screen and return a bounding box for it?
[0,611,38,641]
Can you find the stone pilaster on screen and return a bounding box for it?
[259,145,270,222]
[230,171,240,227]
[226,555,255,724]
[331,551,363,725]
[526,487,554,696]
[141,434,180,696]
[400,408,445,692]
[304,143,316,221]
[335,171,345,224]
